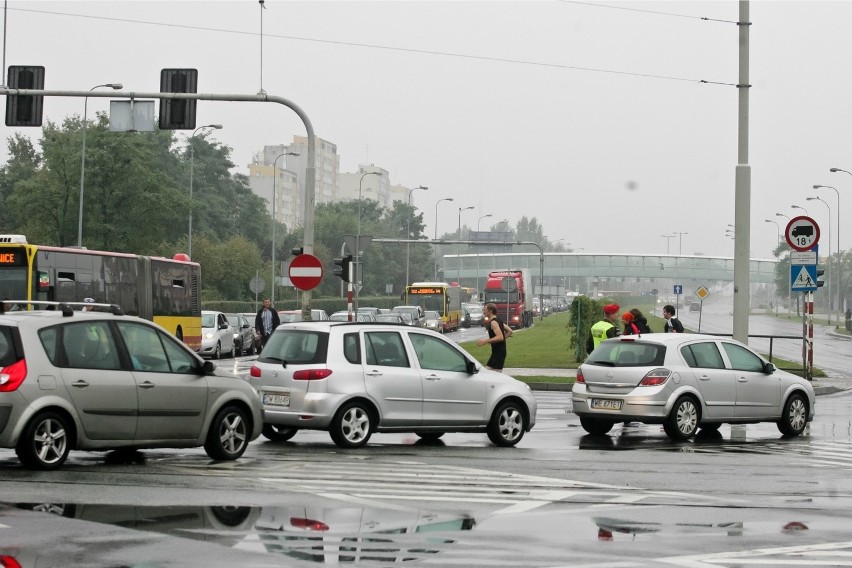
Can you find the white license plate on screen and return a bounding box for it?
[263,393,290,407]
[591,399,622,411]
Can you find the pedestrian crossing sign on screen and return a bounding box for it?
[791,264,818,292]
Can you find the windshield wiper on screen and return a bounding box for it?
[590,360,615,367]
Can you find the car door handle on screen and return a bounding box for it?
[425,375,441,381]
[71,380,89,388]
[737,377,748,382]
[138,381,156,389]
[365,370,383,376]
[699,375,711,380]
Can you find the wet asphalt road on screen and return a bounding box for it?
[2,388,852,567]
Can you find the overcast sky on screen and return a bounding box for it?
[3,0,852,260]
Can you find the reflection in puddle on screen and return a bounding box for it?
[7,503,475,564]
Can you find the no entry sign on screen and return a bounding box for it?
[288,254,323,291]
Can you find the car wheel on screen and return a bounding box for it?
[777,393,808,436]
[663,396,700,440]
[329,401,373,448]
[579,416,614,436]
[487,400,527,447]
[204,404,250,460]
[16,411,71,470]
[262,424,298,442]
[213,342,221,360]
[415,432,445,441]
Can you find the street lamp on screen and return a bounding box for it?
[822,175,844,317]
[791,204,809,216]
[187,124,223,259]
[405,185,428,287]
[270,151,300,305]
[776,212,790,220]
[77,82,123,248]
[675,232,688,255]
[475,213,493,297]
[807,195,832,323]
[764,219,780,245]
[356,170,381,311]
[434,197,454,280]
[456,206,474,283]
[661,234,675,254]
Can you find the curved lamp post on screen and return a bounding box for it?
[661,234,675,254]
[791,204,809,217]
[764,219,780,244]
[78,82,123,247]
[456,206,474,284]
[818,179,842,319]
[188,124,223,259]
[807,195,832,323]
[355,170,381,311]
[270,151,300,305]
[405,185,428,287]
[475,213,493,297]
[433,197,454,280]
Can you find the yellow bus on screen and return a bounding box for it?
[405,282,462,332]
[0,235,202,350]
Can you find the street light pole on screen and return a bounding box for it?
[818,179,842,319]
[270,151,300,306]
[476,213,492,297]
[807,195,832,323]
[457,206,474,284]
[791,204,809,217]
[356,170,381,312]
[78,82,123,247]
[405,185,428,288]
[764,219,780,245]
[434,197,454,280]
[660,234,675,254]
[675,232,688,255]
[188,124,223,260]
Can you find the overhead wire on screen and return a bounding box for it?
[10,5,734,86]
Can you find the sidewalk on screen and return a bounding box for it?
[504,368,848,396]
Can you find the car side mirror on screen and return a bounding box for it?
[202,360,216,374]
[219,323,229,330]
[763,362,776,374]
[466,359,478,374]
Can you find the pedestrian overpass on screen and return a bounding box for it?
[443,252,778,295]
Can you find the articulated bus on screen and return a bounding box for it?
[0,235,202,350]
[405,282,462,332]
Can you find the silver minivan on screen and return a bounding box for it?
[249,321,537,448]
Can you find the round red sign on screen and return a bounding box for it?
[288,253,323,291]
[785,216,820,252]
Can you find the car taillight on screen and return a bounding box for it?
[576,369,585,384]
[0,556,22,568]
[293,369,333,381]
[290,517,329,531]
[249,365,262,378]
[639,368,671,386]
[0,359,27,392]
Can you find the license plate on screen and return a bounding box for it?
[263,393,290,407]
[591,399,622,411]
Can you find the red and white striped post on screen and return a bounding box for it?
[347,259,354,322]
[803,291,814,381]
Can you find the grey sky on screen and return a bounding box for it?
[3,1,852,260]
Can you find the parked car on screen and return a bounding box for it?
[278,309,330,323]
[573,333,815,441]
[225,313,255,356]
[463,303,484,326]
[689,301,701,312]
[374,314,407,324]
[329,311,373,322]
[391,306,425,327]
[200,311,236,359]
[248,321,537,448]
[357,307,382,318]
[424,310,443,333]
[460,307,471,328]
[0,304,262,469]
[240,312,262,354]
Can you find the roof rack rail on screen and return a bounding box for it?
[1,300,124,316]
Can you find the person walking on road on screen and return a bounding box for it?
[587,303,622,353]
[663,304,684,333]
[255,298,281,348]
[477,303,512,371]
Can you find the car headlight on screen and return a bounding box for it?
[204,331,214,339]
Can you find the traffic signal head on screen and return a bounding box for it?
[6,66,45,127]
[817,268,825,288]
[333,255,353,282]
[159,68,198,129]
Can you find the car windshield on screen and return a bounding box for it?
[279,312,302,323]
[225,314,241,326]
[587,340,666,367]
[375,315,402,323]
[425,311,440,319]
[201,314,216,328]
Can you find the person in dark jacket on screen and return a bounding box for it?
[629,308,652,334]
[621,311,640,335]
[255,298,281,348]
[663,304,684,333]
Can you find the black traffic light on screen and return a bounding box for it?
[292,247,303,256]
[817,268,825,288]
[333,255,353,282]
[5,66,45,127]
[159,68,198,129]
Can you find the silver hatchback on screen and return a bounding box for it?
[249,321,537,448]
[573,333,815,440]
[0,305,262,469]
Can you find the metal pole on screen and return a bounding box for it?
[476,213,492,299]
[732,0,751,344]
[405,185,427,288]
[807,195,831,323]
[356,170,380,312]
[457,206,473,284]
[269,151,298,306]
[187,124,222,260]
[433,197,453,280]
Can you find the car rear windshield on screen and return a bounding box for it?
[260,330,328,364]
[587,341,666,367]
